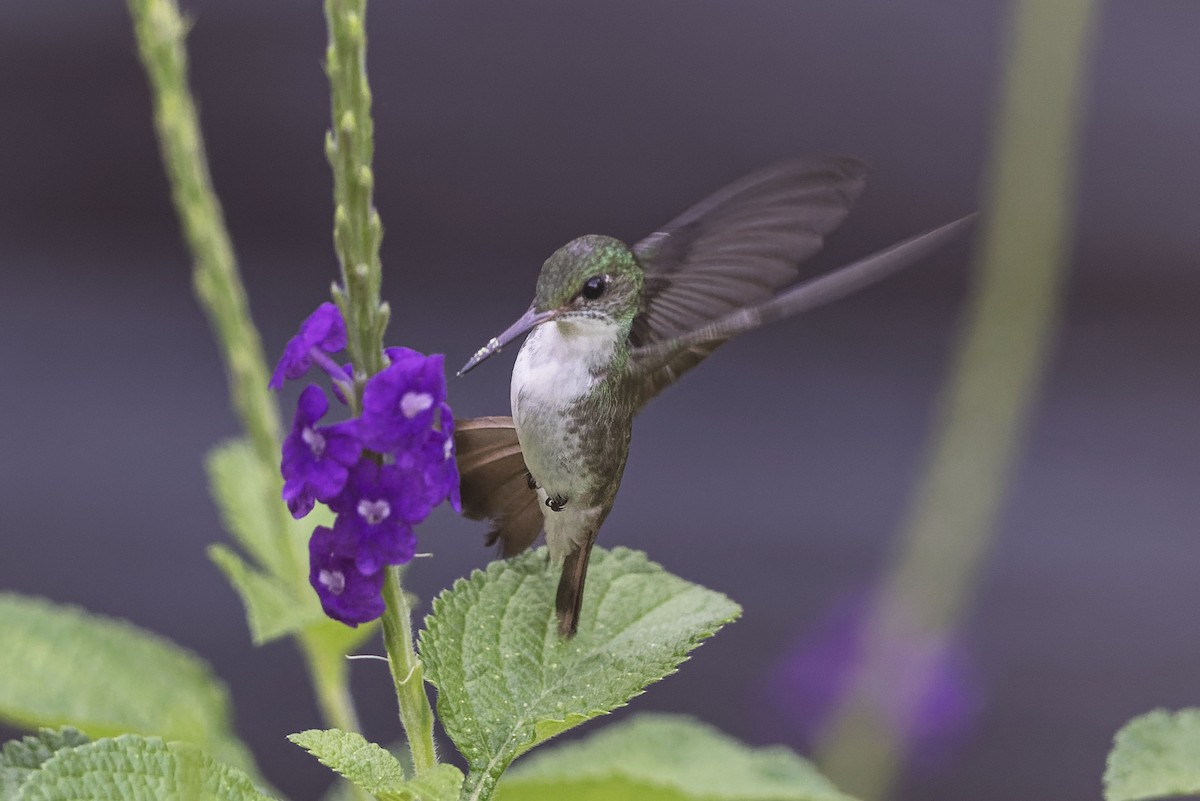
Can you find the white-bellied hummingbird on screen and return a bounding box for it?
[454,157,973,636]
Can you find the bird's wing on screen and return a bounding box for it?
[628,156,868,403]
[454,416,543,556]
[632,214,977,379]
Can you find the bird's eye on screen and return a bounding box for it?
[581,275,609,300]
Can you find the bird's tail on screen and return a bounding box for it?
[556,534,596,638]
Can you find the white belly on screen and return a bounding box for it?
[510,318,619,558]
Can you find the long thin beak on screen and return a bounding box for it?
[458,306,556,376]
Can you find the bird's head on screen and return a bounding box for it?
[458,235,644,375]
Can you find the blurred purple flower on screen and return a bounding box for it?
[763,589,981,770]
[280,385,362,519]
[269,302,349,389]
[308,523,385,626]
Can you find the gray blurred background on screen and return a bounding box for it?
[1,2,1197,799]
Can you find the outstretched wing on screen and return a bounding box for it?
[631,214,978,381]
[629,156,869,402]
[454,416,543,557]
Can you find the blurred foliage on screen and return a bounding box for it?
[817,1,1099,798]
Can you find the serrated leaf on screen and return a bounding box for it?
[209,545,324,644]
[15,735,275,801]
[419,547,741,785]
[288,729,463,801]
[0,728,89,797]
[0,594,252,774]
[288,729,405,793]
[1104,708,1200,801]
[498,713,857,801]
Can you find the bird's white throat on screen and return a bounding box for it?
[511,317,620,417]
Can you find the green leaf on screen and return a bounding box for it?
[288,729,463,801]
[396,766,465,801]
[0,593,252,774]
[288,729,405,793]
[420,547,741,788]
[0,728,89,798]
[15,735,275,801]
[498,713,857,801]
[206,439,296,579]
[209,545,324,644]
[1104,708,1200,801]
[207,440,352,645]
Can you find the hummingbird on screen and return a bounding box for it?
[454,157,972,637]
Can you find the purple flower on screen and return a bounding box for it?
[328,460,421,574]
[269,303,349,389]
[360,348,448,453]
[275,332,462,627]
[331,458,432,524]
[309,524,385,625]
[334,511,414,577]
[281,385,363,518]
[402,405,460,513]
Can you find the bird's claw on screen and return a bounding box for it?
[545,494,568,512]
[526,471,538,490]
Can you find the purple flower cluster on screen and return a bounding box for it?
[271,303,459,625]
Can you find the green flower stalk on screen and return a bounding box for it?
[322,0,440,774]
[324,0,388,382]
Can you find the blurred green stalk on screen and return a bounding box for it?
[127,0,281,468]
[127,0,363,737]
[816,1,1098,797]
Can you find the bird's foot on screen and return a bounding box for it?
[545,494,568,512]
[526,471,538,490]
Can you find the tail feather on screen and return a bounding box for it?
[555,535,596,638]
[454,417,544,556]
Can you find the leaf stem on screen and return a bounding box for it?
[381,567,439,773]
[459,767,503,801]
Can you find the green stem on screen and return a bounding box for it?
[381,568,439,773]
[815,1,1098,798]
[300,632,363,734]
[322,0,438,768]
[126,0,281,469]
[127,0,365,739]
[324,0,388,381]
